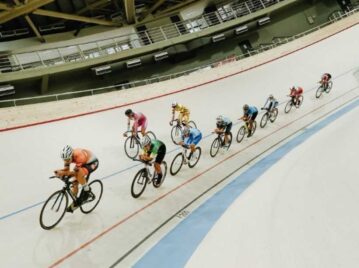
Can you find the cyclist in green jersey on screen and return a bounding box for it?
[139,138,166,184]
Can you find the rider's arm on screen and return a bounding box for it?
[127,118,131,132]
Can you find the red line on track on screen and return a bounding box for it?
[49,86,359,267]
[1,22,358,133]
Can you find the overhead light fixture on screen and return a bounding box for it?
[92,65,111,76]
[235,25,248,35]
[212,34,225,43]
[0,84,15,97]
[258,16,271,26]
[154,51,169,61]
[126,58,142,68]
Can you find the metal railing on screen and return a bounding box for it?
[0,6,358,108]
[0,0,284,73]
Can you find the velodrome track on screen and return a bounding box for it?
[0,18,359,268]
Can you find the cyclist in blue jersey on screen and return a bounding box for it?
[179,127,202,159]
[242,104,258,137]
[215,115,232,146]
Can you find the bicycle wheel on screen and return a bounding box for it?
[260,113,268,128]
[315,86,323,98]
[171,126,182,144]
[153,161,167,188]
[131,169,148,198]
[124,136,139,159]
[170,153,184,175]
[251,121,257,136]
[145,131,156,140]
[39,190,68,230]
[284,101,292,113]
[236,126,246,143]
[188,121,197,128]
[210,137,221,157]
[269,108,278,123]
[297,95,304,108]
[326,81,333,93]
[189,147,201,168]
[80,180,103,214]
[226,132,233,150]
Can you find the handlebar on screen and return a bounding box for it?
[133,158,153,166]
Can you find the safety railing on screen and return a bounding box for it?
[0,0,285,74]
[0,6,358,108]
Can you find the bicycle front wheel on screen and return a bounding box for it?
[189,147,201,168]
[80,180,104,214]
[153,161,167,188]
[39,190,68,230]
[269,108,278,123]
[131,169,148,198]
[284,101,292,113]
[260,113,268,128]
[170,153,184,175]
[236,126,246,143]
[210,137,221,157]
[171,126,182,144]
[124,136,139,159]
[316,86,323,99]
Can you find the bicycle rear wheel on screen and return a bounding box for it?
[236,126,245,143]
[284,100,292,113]
[297,95,304,108]
[39,190,68,230]
[188,121,197,128]
[260,113,268,128]
[170,153,184,175]
[131,169,148,198]
[251,121,257,136]
[145,131,156,140]
[80,180,103,214]
[124,136,139,159]
[269,108,278,123]
[226,132,233,150]
[326,81,333,93]
[210,137,221,157]
[153,161,167,188]
[171,126,182,144]
[316,86,323,98]
[189,147,201,168]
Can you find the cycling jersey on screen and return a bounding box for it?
[129,112,147,130]
[263,98,278,110]
[322,73,332,82]
[217,117,232,128]
[184,128,202,146]
[144,140,164,156]
[290,87,303,97]
[174,104,189,114]
[71,149,98,176]
[245,106,258,116]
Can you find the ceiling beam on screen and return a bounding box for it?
[123,0,135,24]
[77,0,111,15]
[0,0,54,24]
[0,3,12,10]
[33,9,119,26]
[138,0,167,21]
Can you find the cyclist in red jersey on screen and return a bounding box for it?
[55,145,99,212]
[320,73,332,91]
[289,86,303,106]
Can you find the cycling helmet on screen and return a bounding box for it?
[171,101,178,108]
[216,115,224,123]
[141,136,151,147]
[243,104,249,111]
[182,127,190,136]
[269,94,274,99]
[125,109,133,116]
[61,145,73,160]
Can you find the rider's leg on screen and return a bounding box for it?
[182,113,190,127]
[154,145,166,183]
[141,118,148,138]
[225,123,232,145]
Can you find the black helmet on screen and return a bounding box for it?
[125,109,133,116]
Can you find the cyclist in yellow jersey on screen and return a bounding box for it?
[170,101,190,126]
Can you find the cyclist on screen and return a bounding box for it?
[124,109,148,139]
[289,86,304,107]
[214,115,232,146]
[320,73,332,91]
[139,138,166,185]
[179,126,202,161]
[55,145,99,213]
[241,104,258,137]
[170,101,190,126]
[262,94,279,112]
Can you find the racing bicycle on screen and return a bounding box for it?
[170,146,201,175]
[236,120,257,143]
[260,107,278,128]
[210,131,232,157]
[123,130,156,159]
[170,119,197,144]
[316,81,333,98]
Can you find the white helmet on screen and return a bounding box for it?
[216,115,224,123]
[171,101,177,107]
[61,145,73,160]
[141,136,151,147]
